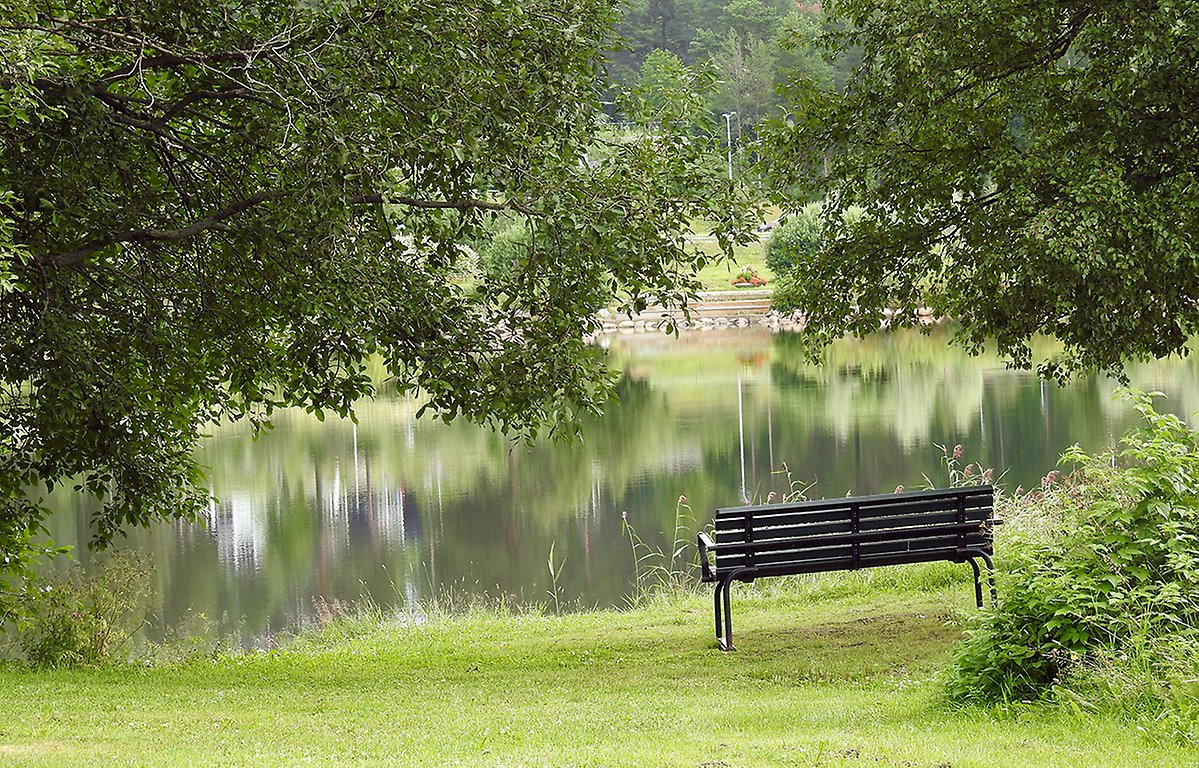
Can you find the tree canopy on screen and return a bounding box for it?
[0,0,747,609]
[765,0,1199,378]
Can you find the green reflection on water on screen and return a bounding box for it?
[47,327,1199,642]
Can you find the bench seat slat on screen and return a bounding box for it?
[715,509,993,544]
[715,534,989,572]
[714,497,992,530]
[726,547,984,580]
[715,486,992,518]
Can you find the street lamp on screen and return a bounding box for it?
[723,111,736,180]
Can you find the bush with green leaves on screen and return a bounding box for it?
[0,508,67,629]
[949,389,1199,705]
[15,550,154,667]
[763,203,823,276]
[477,221,532,281]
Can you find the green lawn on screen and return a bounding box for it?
[692,239,774,292]
[686,204,781,292]
[1,575,1194,766]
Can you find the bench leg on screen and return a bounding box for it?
[967,558,983,608]
[705,575,733,646]
[979,552,998,604]
[714,570,753,651]
[721,578,734,651]
[964,552,999,606]
[714,576,735,651]
[713,580,724,644]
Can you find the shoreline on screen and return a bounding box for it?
[587,290,950,340]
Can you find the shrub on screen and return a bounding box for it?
[763,203,822,276]
[949,389,1199,705]
[0,502,68,629]
[477,221,532,281]
[17,550,154,667]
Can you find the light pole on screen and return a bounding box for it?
[723,111,736,180]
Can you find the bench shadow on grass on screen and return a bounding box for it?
[716,609,963,684]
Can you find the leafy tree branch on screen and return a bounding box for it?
[0,0,752,611]
[765,0,1199,378]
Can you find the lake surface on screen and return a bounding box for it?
[48,327,1199,643]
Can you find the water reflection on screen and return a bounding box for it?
[48,327,1199,641]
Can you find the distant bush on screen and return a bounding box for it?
[16,550,154,667]
[477,221,532,281]
[949,389,1199,714]
[763,203,823,276]
[764,203,867,276]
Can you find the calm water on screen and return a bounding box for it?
[47,327,1199,641]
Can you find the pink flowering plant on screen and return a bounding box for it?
[926,443,996,489]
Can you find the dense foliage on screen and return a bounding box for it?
[951,390,1199,705]
[765,1,1199,378]
[0,0,750,609]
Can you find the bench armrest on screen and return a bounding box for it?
[697,532,716,582]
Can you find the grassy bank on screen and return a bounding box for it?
[690,240,773,292]
[1,572,1194,766]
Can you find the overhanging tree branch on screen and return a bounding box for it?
[935,5,1094,105]
[36,191,285,266]
[37,192,543,266]
[354,194,542,217]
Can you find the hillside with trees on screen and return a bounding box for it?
[607,0,853,136]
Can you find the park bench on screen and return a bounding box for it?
[696,485,999,650]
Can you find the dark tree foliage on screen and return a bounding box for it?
[766,0,1199,378]
[0,0,747,608]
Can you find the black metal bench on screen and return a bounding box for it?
[696,485,999,650]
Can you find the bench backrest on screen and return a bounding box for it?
[712,486,995,577]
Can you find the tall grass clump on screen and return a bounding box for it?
[7,550,154,667]
[621,496,697,604]
[949,389,1199,720]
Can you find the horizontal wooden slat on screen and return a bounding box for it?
[716,509,993,545]
[715,485,993,520]
[713,496,992,531]
[719,547,984,580]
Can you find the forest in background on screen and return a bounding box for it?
[606,0,858,136]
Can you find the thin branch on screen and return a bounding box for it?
[96,52,257,84]
[37,191,544,267]
[935,5,1094,105]
[158,88,280,120]
[37,191,284,266]
[354,194,541,217]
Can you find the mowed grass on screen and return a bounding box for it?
[686,205,779,292]
[1,576,1195,767]
[691,240,774,292]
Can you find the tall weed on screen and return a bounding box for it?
[15,550,154,667]
[622,496,696,604]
